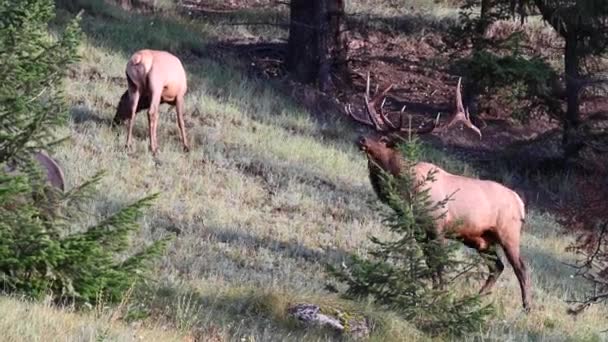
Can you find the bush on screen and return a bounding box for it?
[566,220,608,318]
[453,50,558,122]
[328,137,492,338]
[0,0,171,306]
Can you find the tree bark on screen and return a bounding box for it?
[533,0,586,159]
[563,32,583,158]
[287,0,346,91]
[478,0,492,34]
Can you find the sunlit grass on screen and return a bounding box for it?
[0,296,185,342]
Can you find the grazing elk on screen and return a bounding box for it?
[113,49,190,155]
[347,76,531,312]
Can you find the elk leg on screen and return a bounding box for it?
[175,95,189,152]
[478,245,504,295]
[126,89,141,149]
[147,89,162,155]
[503,243,531,312]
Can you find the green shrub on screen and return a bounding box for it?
[453,50,558,122]
[457,51,554,94]
[328,136,492,338]
[0,0,171,306]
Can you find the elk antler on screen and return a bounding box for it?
[346,71,438,134]
[442,77,482,139]
[346,76,482,139]
[345,71,394,130]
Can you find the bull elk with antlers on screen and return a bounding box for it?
[349,76,531,312]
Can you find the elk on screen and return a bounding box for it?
[113,49,190,155]
[348,76,531,312]
[5,151,65,192]
[33,151,65,191]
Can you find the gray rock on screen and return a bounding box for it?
[287,303,371,339]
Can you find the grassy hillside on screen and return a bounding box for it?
[5,0,607,340]
[0,296,185,342]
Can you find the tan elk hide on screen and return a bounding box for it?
[113,49,189,155]
[4,151,65,192]
[34,151,65,191]
[357,134,531,312]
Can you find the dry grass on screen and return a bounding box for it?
[0,296,185,342]
[484,17,564,62]
[6,0,608,341]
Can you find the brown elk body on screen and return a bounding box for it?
[348,75,530,311]
[5,152,65,191]
[33,152,65,191]
[113,49,189,154]
[358,135,531,311]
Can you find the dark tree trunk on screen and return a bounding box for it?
[533,0,587,160]
[478,0,493,34]
[287,0,346,92]
[563,32,583,158]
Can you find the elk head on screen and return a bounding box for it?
[112,90,132,126]
[345,73,482,139]
[112,91,153,126]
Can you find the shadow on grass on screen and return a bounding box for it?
[70,104,159,143]
[229,149,372,196]
[346,11,458,36]
[182,2,288,31]
[148,211,355,293]
[70,105,110,125]
[519,244,584,300]
[200,223,348,265]
[131,280,346,341]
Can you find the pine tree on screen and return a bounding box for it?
[0,0,171,306]
[329,137,493,338]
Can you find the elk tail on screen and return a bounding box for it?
[126,53,148,91]
[129,52,144,65]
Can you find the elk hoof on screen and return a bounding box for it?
[183,145,190,153]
